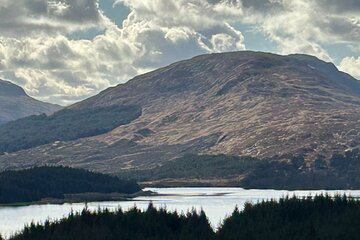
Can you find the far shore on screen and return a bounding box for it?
[140,178,360,191]
[3,183,360,207]
[0,190,156,207]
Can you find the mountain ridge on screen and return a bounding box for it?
[0,79,61,125]
[0,51,359,188]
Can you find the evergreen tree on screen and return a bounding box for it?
[0,166,141,204]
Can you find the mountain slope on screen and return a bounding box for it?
[0,51,359,188]
[0,105,141,153]
[0,79,61,124]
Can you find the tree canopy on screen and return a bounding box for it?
[0,105,141,153]
[0,166,141,204]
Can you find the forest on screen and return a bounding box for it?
[0,166,141,204]
[118,154,265,181]
[7,195,360,240]
[242,149,360,189]
[218,194,360,240]
[0,104,141,153]
[9,203,215,240]
[117,152,360,189]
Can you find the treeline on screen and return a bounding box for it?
[118,154,264,181]
[121,152,360,189]
[0,105,141,153]
[0,166,141,204]
[9,195,360,240]
[243,149,360,189]
[10,204,215,240]
[218,195,360,240]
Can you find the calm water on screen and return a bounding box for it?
[1,188,360,238]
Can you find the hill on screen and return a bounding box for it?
[0,51,359,188]
[0,166,141,204]
[0,79,61,125]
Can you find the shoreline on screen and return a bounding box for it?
[0,190,156,207]
[139,179,360,191]
[3,185,360,207]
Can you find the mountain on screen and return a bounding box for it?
[0,79,61,125]
[0,51,359,188]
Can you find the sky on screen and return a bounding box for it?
[0,0,359,105]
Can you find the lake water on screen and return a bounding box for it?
[1,187,360,238]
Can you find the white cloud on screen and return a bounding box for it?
[339,57,360,79]
[0,0,246,105]
[0,0,359,105]
[239,0,359,62]
[118,0,244,29]
[0,0,106,37]
[118,0,245,68]
[0,34,141,104]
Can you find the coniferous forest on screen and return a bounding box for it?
[0,105,141,153]
[10,203,215,240]
[8,195,360,240]
[0,166,141,204]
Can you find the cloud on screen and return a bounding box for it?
[0,0,105,37]
[339,57,360,79]
[118,0,245,67]
[0,0,246,105]
[317,0,360,14]
[238,0,359,61]
[0,0,359,105]
[0,32,145,104]
[118,0,244,28]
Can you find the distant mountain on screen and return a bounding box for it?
[0,79,61,125]
[0,51,360,188]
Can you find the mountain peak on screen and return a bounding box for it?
[0,51,359,188]
[0,79,61,125]
[65,51,360,165]
[74,51,360,109]
[0,79,27,97]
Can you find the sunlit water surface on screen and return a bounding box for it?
[1,188,360,238]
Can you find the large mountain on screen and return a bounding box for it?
[0,79,61,125]
[0,51,359,188]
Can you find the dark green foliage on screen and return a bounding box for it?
[135,128,154,137]
[118,154,264,181]
[0,105,141,153]
[217,195,360,240]
[243,150,360,189]
[10,204,215,240]
[330,149,360,170]
[0,166,141,204]
[118,151,360,189]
